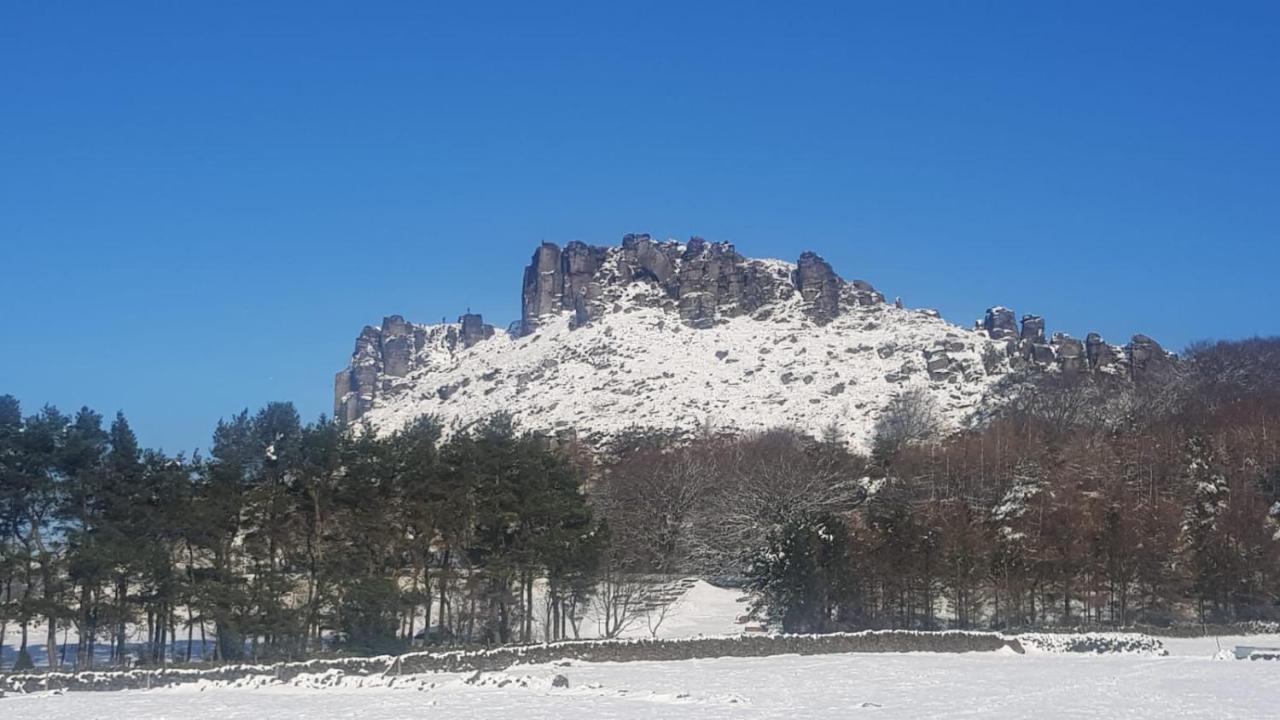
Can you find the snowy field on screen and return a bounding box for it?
[5,648,1279,719]
[5,582,1279,718]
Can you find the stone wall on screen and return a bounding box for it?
[1,631,1018,694]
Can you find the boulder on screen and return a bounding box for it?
[1021,315,1046,343]
[1086,332,1118,371]
[1128,334,1174,380]
[1029,342,1055,364]
[983,307,1018,339]
[458,313,494,348]
[1053,333,1085,375]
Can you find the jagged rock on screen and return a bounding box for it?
[333,370,353,421]
[1128,334,1173,380]
[1019,339,1055,365]
[560,240,609,320]
[620,233,678,289]
[675,238,774,326]
[794,251,842,323]
[981,344,1006,374]
[1053,333,1085,375]
[335,235,1175,439]
[333,313,502,421]
[380,315,414,377]
[1021,315,1046,343]
[459,313,494,348]
[1086,332,1118,371]
[521,236,859,333]
[333,325,385,422]
[521,242,563,335]
[984,307,1018,339]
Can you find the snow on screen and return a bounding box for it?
[1161,633,1280,658]
[6,650,1278,718]
[359,277,1008,451]
[9,582,1277,717]
[1,580,748,667]
[615,580,749,639]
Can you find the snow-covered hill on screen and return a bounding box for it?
[334,235,1165,449]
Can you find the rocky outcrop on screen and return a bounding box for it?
[459,313,494,348]
[794,251,842,323]
[1052,333,1086,375]
[337,236,1174,430]
[1086,332,1120,371]
[676,238,747,328]
[519,235,875,334]
[1128,334,1174,380]
[379,315,415,378]
[984,307,1018,339]
[521,243,564,335]
[619,233,679,288]
[334,314,494,422]
[1021,315,1046,343]
[980,306,1171,380]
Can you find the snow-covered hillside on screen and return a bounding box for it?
[359,293,998,450]
[335,235,1159,449]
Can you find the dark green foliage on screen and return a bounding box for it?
[747,513,853,633]
[0,399,605,669]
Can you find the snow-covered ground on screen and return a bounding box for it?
[1162,632,1280,658]
[7,581,1278,718]
[1,580,749,667]
[6,650,1278,718]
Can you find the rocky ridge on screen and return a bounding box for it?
[334,235,1174,448]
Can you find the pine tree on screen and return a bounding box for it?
[1182,436,1228,620]
[747,513,852,633]
[59,407,109,668]
[0,395,24,670]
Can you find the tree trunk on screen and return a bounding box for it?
[46,612,59,669]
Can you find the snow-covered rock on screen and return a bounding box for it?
[333,235,1160,450]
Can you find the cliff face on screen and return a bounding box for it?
[518,235,883,335]
[334,234,1173,447]
[334,313,494,423]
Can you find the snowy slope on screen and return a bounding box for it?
[359,279,1003,450]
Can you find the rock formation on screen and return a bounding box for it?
[518,235,878,335]
[334,313,494,423]
[983,307,1018,339]
[334,234,1173,446]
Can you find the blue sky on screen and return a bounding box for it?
[2,1,1277,454]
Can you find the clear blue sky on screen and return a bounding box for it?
[2,1,1277,454]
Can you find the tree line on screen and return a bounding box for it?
[594,338,1280,633]
[0,404,599,671]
